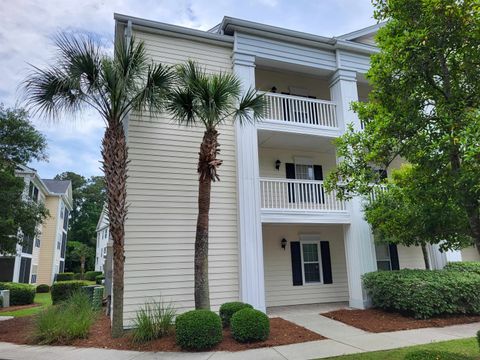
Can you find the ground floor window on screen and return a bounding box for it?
[375,244,392,271]
[301,242,322,283]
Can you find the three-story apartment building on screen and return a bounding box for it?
[113,14,480,327]
[0,166,73,286]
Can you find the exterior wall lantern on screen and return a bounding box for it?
[275,160,281,171]
[281,238,287,250]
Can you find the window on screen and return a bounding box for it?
[31,265,37,284]
[59,261,64,273]
[301,242,322,283]
[35,237,41,248]
[63,209,69,230]
[295,164,315,180]
[61,233,67,258]
[96,257,98,264]
[375,244,392,271]
[19,257,31,284]
[57,241,61,250]
[60,202,64,219]
[22,235,34,254]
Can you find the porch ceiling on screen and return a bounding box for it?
[258,130,337,153]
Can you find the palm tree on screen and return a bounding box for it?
[23,33,174,337]
[167,61,266,309]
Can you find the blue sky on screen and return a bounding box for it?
[0,0,375,178]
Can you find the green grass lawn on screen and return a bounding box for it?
[0,292,52,317]
[322,338,479,360]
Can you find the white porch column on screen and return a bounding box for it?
[330,69,377,309]
[232,52,266,311]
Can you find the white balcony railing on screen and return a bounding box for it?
[260,178,346,212]
[263,92,338,128]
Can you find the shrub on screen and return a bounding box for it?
[175,310,222,350]
[51,281,89,304]
[0,296,3,307]
[85,271,102,281]
[404,350,471,360]
[36,284,50,293]
[230,308,270,343]
[56,272,74,281]
[477,330,480,351]
[92,286,104,310]
[363,269,480,319]
[219,301,253,327]
[95,274,105,285]
[0,282,35,305]
[132,299,176,343]
[33,291,97,344]
[73,273,82,280]
[445,261,480,275]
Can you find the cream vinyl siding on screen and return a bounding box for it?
[123,30,237,325]
[37,197,60,285]
[397,245,426,269]
[263,224,348,307]
[461,246,480,262]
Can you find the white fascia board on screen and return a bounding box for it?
[336,22,385,41]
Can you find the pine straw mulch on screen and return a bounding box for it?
[0,314,325,352]
[0,303,40,313]
[322,308,480,333]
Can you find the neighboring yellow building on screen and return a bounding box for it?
[0,166,73,286]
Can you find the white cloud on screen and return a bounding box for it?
[1,0,375,178]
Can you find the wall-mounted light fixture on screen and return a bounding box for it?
[275,159,281,171]
[271,86,277,93]
[281,238,287,250]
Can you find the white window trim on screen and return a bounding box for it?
[375,244,392,271]
[299,240,323,285]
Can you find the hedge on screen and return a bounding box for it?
[51,281,89,304]
[36,284,50,293]
[0,282,36,305]
[95,275,105,285]
[444,261,480,275]
[230,308,270,343]
[363,269,480,319]
[56,272,74,281]
[175,310,222,350]
[219,302,253,327]
[85,271,103,281]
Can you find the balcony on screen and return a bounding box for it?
[259,178,350,224]
[258,93,340,137]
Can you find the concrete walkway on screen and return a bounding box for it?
[1,305,479,360]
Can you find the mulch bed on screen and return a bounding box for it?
[322,308,480,333]
[0,314,324,352]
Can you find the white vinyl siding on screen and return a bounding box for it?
[397,245,426,269]
[263,224,348,307]
[123,29,237,326]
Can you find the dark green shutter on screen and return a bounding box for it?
[389,244,400,270]
[290,241,303,286]
[320,241,333,284]
[286,163,296,203]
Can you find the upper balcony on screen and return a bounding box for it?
[259,92,340,137]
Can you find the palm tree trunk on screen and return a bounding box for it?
[102,120,128,338]
[421,244,431,270]
[194,129,220,310]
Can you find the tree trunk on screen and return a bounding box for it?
[194,129,221,310]
[102,120,128,338]
[421,244,430,270]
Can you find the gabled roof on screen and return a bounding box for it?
[336,22,385,43]
[42,179,71,194]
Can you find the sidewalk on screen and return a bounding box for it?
[0,310,478,360]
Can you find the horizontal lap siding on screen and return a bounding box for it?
[263,224,348,307]
[123,30,237,326]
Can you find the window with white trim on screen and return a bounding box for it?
[375,244,392,271]
[301,241,322,283]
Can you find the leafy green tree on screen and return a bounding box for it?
[364,165,472,269]
[24,33,174,337]
[326,0,480,255]
[167,61,266,309]
[0,105,49,254]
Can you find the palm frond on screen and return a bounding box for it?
[234,88,267,124]
[166,88,197,126]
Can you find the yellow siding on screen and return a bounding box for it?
[124,30,237,325]
[37,197,59,285]
[263,224,348,307]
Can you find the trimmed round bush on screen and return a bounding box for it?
[56,272,74,281]
[175,310,222,350]
[36,284,50,293]
[219,302,253,327]
[51,281,89,304]
[363,269,480,319]
[0,282,35,305]
[230,308,270,343]
[95,274,105,285]
[85,271,102,281]
[404,350,471,360]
